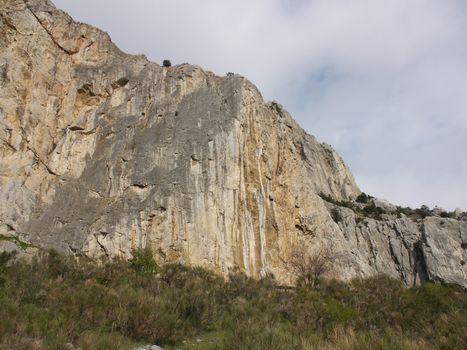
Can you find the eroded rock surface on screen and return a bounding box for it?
[326,202,466,287]
[1,0,465,287]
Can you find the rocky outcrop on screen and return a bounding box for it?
[325,201,466,287]
[1,0,465,288]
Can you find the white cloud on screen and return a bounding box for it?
[54,0,467,210]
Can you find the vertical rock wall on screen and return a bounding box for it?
[0,0,465,287]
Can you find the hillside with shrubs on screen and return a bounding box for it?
[0,249,465,350]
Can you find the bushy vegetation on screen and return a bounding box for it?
[320,192,464,222]
[395,205,434,219]
[289,245,335,288]
[395,205,460,220]
[439,211,457,218]
[319,192,355,210]
[355,192,373,204]
[0,249,465,350]
[330,208,342,223]
[128,247,159,276]
[319,192,385,221]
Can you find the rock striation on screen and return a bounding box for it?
[0,0,465,287]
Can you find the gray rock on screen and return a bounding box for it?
[65,343,81,350]
[133,345,162,350]
[0,241,21,255]
[373,198,397,212]
[422,217,466,287]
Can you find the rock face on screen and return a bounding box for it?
[1,0,465,287]
[326,203,466,287]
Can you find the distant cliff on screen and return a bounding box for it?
[1,0,465,287]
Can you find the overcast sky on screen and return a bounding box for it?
[53,0,467,210]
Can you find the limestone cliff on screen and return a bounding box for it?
[1,0,465,287]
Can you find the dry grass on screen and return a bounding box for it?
[300,326,429,350]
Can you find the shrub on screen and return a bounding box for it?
[439,211,455,218]
[396,205,435,220]
[362,203,384,220]
[162,59,172,67]
[128,247,158,276]
[289,244,335,288]
[356,192,370,203]
[330,208,342,223]
[416,205,433,219]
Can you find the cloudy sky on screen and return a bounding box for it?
[54,0,467,210]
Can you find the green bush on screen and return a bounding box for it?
[362,203,384,220]
[319,192,385,220]
[128,247,158,276]
[439,211,455,218]
[396,205,435,220]
[330,208,342,223]
[356,192,372,203]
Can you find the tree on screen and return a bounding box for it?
[289,244,335,287]
[162,59,172,67]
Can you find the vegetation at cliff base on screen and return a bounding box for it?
[0,249,465,350]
